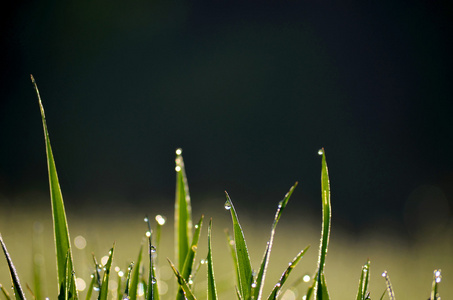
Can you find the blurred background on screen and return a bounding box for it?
[1,0,452,298]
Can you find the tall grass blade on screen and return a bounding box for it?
[123,263,134,299]
[381,271,395,300]
[356,260,370,300]
[144,216,159,300]
[207,219,218,300]
[224,192,253,300]
[168,259,197,300]
[32,223,45,300]
[225,229,239,288]
[31,75,75,299]
[175,149,193,272]
[129,245,143,300]
[266,245,310,300]
[85,273,96,300]
[0,235,26,300]
[98,246,114,300]
[430,269,441,300]
[253,182,298,300]
[0,283,12,300]
[314,148,331,300]
[176,215,204,300]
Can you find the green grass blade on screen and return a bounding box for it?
[31,75,75,298]
[430,269,441,300]
[176,215,204,300]
[129,245,143,300]
[123,263,134,299]
[0,283,12,300]
[381,271,395,300]
[225,229,240,289]
[207,219,218,300]
[32,223,45,300]
[224,192,253,300]
[266,245,310,300]
[356,260,370,300]
[98,246,114,300]
[144,216,159,300]
[0,235,26,300]
[175,149,193,272]
[85,273,96,300]
[314,148,331,300]
[168,259,197,300]
[253,182,298,300]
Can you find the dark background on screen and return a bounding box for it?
[1,1,452,237]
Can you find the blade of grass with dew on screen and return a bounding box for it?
[154,215,166,264]
[356,260,370,300]
[381,271,395,300]
[253,182,298,300]
[313,148,331,300]
[224,192,253,300]
[266,245,310,300]
[207,219,218,300]
[225,229,239,289]
[98,246,114,300]
[168,259,197,300]
[85,273,96,300]
[144,216,159,300]
[123,263,134,299]
[60,250,74,300]
[129,245,143,300]
[176,215,204,300]
[175,149,193,272]
[430,269,441,300]
[31,75,76,299]
[0,235,26,300]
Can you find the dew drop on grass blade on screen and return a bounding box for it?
[207,219,218,300]
[85,273,96,300]
[31,75,76,299]
[266,245,310,300]
[224,192,253,300]
[356,260,370,300]
[98,246,114,300]
[123,263,134,299]
[168,259,197,300]
[314,148,331,300]
[175,149,193,272]
[0,235,26,300]
[144,217,159,300]
[430,269,441,300]
[253,182,298,300]
[381,271,395,300]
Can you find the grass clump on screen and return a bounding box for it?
[0,76,444,299]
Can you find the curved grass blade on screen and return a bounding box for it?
[224,192,253,300]
[98,246,114,300]
[314,148,331,300]
[381,271,395,300]
[168,259,197,300]
[123,263,134,299]
[356,260,370,300]
[144,217,159,300]
[85,273,96,300]
[31,75,75,298]
[129,245,143,300]
[430,269,441,300]
[253,182,298,300]
[175,149,193,272]
[266,245,310,300]
[176,215,204,300]
[0,235,26,300]
[225,229,239,289]
[207,219,218,300]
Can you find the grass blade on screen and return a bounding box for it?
[207,219,218,300]
[224,192,253,300]
[144,216,159,300]
[129,245,143,300]
[253,182,298,300]
[381,271,395,300]
[98,246,114,300]
[314,148,331,300]
[175,149,193,272]
[225,229,239,289]
[168,259,197,300]
[0,283,12,300]
[176,215,204,300]
[123,263,134,299]
[356,260,370,300]
[266,245,310,300]
[31,75,75,299]
[85,273,96,300]
[0,235,26,300]
[430,269,441,300]
[32,223,45,300]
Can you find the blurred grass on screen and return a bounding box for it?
[0,200,451,299]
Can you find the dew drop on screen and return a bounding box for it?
[251,282,257,288]
[144,217,149,222]
[381,271,387,277]
[194,224,199,229]
[224,200,231,210]
[118,271,124,277]
[152,277,157,284]
[175,166,181,172]
[176,148,182,155]
[155,215,166,225]
[303,274,310,282]
[318,149,324,155]
[188,278,194,285]
[200,259,207,265]
[275,282,281,287]
[145,231,151,237]
[150,246,156,253]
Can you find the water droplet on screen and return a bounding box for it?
[118,271,124,277]
[224,200,231,210]
[155,215,166,225]
[90,274,94,278]
[188,278,194,285]
[152,277,157,284]
[175,166,181,172]
[229,240,235,246]
[435,269,442,283]
[381,271,387,277]
[275,282,281,287]
[318,149,324,155]
[93,286,100,291]
[144,217,149,222]
[150,246,156,253]
[194,224,199,229]
[145,231,151,237]
[200,259,207,264]
[176,148,182,155]
[303,275,310,282]
[251,282,257,288]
